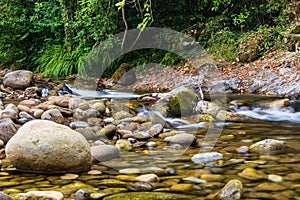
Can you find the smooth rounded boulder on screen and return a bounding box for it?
[3,70,33,90]
[5,120,91,172]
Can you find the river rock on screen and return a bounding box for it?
[216,179,243,200]
[238,168,267,180]
[0,118,18,144]
[249,139,286,152]
[151,86,198,117]
[191,152,223,164]
[0,109,18,120]
[113,111,132,120]
[20,191,63,200]
[48,95,73,107]
[41,108,64,124]
[268,174,283,182]
[76,127,97,140]
[5,120,92,172]
[91,101,106,113]
[19,111,35,121]
[69,98,86,110]
[195,100,224,116]
[0,191,13,200]
[115,139,133,151]
[91,144,120,162]
[3,70,33,90]
[70,121,89,129]
[147,124,163,137]
[164,133,196,145]
[33,109,44,118]
[136,173,159,182]
[254,182,287,191]
[73,189,90,200]
[96,124,117,139]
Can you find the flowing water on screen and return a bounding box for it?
[1,90,300,199]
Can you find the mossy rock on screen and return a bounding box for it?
[151,86,198,118]
[103,192,199,200]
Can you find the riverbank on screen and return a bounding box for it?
[102,50,300,100]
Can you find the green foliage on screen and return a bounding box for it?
[35,45,85,77]
[207,28,238,61]
[0,0,298,75]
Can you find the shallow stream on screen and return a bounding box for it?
[1,90,300,200]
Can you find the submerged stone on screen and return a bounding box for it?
[249,139,286,152]
[216,179,243,200]
[191,152,223,164]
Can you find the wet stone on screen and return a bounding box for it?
[119,168,141,174]
[70,121,89,129]
[268,174,283,182]
[129,182,153,191]
[170,183,195,192]
[136,174,159,182]
[115,139,133,151]
[201,174,225,182]
[216,179,243,200]
[182,176,206,184]
[191,152,223,164]
[164,133,196,145]
[0,191,13,200]
[255,182,287,191]
[73,189,90,200]
[238,168,267,180]
[19,191,63,200]
[249,139,286,152]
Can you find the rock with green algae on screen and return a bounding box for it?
[238,168,267,180]
[151,86,198,117]
[102,192,199,200]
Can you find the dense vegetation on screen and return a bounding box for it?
[0,0,299,77]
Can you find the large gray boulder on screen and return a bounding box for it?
[5,120,91,172]
[3,70,33,90]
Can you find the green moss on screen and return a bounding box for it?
[103,192,198,200]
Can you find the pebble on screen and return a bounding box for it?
[255,182,287,191]
[200,174,225,182]
[20,191,64,200]
[74,189,90,200]
[87,170,102,175]
[217,179,243,200]
[238,168,267,180]
[191,152,223,164]
[182,176,206,184]
[147,141,157,147]
[60,173,79,180]
[115,139,133,151]
[268,174,283,182]
[70,121,89,129]
[119,168,141,174]
[136,173,159,182]
[0,139,4,147]
[170,183,195,192]
[236,146,249,154]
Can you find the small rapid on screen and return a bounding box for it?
[233,99,300,124]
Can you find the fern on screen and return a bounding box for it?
[35,45,84,77]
